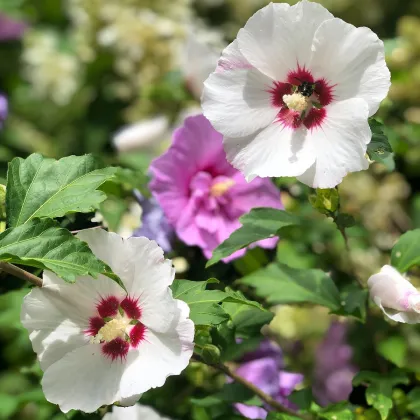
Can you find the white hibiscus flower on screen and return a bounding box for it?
[368,265,420,324]
[21,229,194,413]
[103,404,171,420]
[202,0,390,188]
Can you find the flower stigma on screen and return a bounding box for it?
[92,312,131,344]
[210,179,235,197]
[283,93,309,113]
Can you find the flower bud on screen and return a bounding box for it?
[368,265,420,323]
[201,344,221,364]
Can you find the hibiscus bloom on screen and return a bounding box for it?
[149,114,282,261]
[21,229,194,413]
[103,404,171,420]
[234,340,303,419]
[202,0,390,188]
[368,265,420,324]
[313,322,358,406]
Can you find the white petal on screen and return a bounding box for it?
[182,34,220,99]
[375,298,420,324]
[112,116,169,152]
[120,301,194,399]
[310,18,390,116]
[21,287,87,370]
[368,265,418,311]
[104,404,170,420]
[77,230,177,333]
[216,39,252,73]
[202,66,277,138]
[42,344,125,413]
[297,98,370,188]
[237,1,332,80]
[21,272,124,369]
[224,123,315,181]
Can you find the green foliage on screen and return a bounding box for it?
[309,188,339,215]
[377,336,407,368]
[391,229,420,272]
[6,153,116,227]
[240,263,341,310]
[367,119,395,171]
[0,218,111,282]
[353,370,409,420]
[206,208,299,267]
[172,279,273,330]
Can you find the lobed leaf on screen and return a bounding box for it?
[6,153,116,227]
[206,208,299,267]
[240,263,341,310]
[0,218,111,282]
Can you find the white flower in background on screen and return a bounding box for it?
[22,30,82,105]
[21,229,194,413]
[103,404,171,420]
[92,201,142,239]
[368,265,420,324]
[202,0,390,188]
[112,116,170,152]
[180,30,223,99]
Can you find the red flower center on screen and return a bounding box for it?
[269,65,335,130]
[86,295,146,361]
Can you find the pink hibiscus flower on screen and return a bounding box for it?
[149,114,283,261]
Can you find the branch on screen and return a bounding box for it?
[334,221,365,289]
[194,354,311,419]
[0,262,43,287]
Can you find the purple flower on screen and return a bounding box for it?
[234,340,304,419]
[132,191,173,253]
[0,95,8,128]
[150,114,283,261]
[313,322,358,406]
[0,14,27,41]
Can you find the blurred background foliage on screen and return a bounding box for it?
[1,0,420,419]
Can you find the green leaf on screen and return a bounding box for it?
[367,119,395,171]
[391,229,420,272]
[0,218,111,282]
[171,279,228,326]
[377,336,407,368]
[288,388,312,411]
[332,286,368,321]
[222,301,274,337]
[266,413,302,420]
[366,381,392,420]
[240,263,341,310]
[318,403,354,420]
[206,209,299,267]
[6,153,117,227]
[0,393,19,419]
[407,387,420,416]
[192,383,262,407]
[353,370,409,420]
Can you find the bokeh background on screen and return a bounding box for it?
[1,1,420,419]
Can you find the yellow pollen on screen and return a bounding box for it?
[97,317,130,342]
[283,93,309,113]
[210,179,235,197]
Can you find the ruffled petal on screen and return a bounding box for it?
[224,124,315,182]
[297,98,370,188]
[310,18,390,116]
[119,300,194,398]
[41,344,126,413]
[202,67,277,138]
[237,1,332,80]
